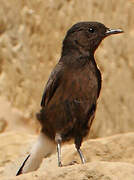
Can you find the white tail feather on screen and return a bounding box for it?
[22,133,56,173]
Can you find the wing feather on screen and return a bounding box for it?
[41,63,63,107]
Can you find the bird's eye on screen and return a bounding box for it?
[88,28,94,33]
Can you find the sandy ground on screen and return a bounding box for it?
[1,132,134,179]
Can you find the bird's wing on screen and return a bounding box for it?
[41,63,63,107]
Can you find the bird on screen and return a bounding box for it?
[16,21,123,175]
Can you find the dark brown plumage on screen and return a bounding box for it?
[37,21,123,148]
[16,22,123,175]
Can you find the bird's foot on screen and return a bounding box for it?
[58,161,63,167]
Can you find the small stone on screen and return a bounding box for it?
[0,118,7,133]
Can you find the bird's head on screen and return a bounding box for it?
[62,22,123,56]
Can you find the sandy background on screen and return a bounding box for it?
[0,1,134,179]
[0,0,134,137]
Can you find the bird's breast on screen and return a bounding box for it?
[60,64,99,100]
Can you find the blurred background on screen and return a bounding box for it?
[0,0,134,138]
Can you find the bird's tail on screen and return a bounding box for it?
[16,133,56,176]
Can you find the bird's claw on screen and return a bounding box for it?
[58,161,63,167]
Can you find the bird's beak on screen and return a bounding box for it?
[105,28,123,36]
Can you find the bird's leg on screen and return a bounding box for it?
[75,136,86,164]
[55,133,62,167]
[76,148,86,164]
[57,141,62,167]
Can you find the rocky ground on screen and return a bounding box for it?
[0,132,134,180]
[0,0,134,179]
